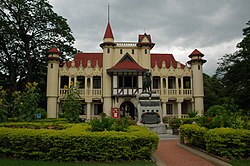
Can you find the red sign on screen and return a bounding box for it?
[112,108,120,118]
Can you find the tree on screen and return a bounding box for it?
[61,84,82,123]
[0,0,76,91]
[203,73,224,111]
[216,20,250,110]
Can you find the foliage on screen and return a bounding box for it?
[16,82,42,121]
[187,110,198,118]
[168,118,183,129]
[162,116,171,124]
[180,124,207,149]
[180,124,250,159]
[61,84,82,123]
[0,82,44,122]
[0,0,77,111]
[89,113,133,132]
[179,117,199,124]
[204,128,250,159]
[0,121,72,130]
[216,20,250,110]
[0,87,8,122]
[0,158,157,166]
[199,104,248,129]
[203,73,225,111]
[0,124,159,162]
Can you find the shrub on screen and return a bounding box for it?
[205,128,250,159]
[162,116,171,124]
[169,118,183,129]
[0,124,159,161]
[61,83,82,123]
[180,117,199,124]
[180,124,207,149]
[0,86,8,122]
[89,113,131,132]
[188,110,198,118]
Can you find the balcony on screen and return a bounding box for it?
[59,88,102,99]
[112,88,142,96]
[152,88,192,97]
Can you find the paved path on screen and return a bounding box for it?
[154,131,215,166]
[155,140,215,166]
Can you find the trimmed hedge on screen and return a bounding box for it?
[205,128,250,159]
[179,117,199,125]
[180,124,207,149]
[0,124,159,162]
[0,121,72,130]
[180,124,250,159]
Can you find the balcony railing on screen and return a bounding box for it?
[152,89,192,97]
[115,42,137,47]
[59,88,102,98]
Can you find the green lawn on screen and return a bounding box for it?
[230,160,250,166]
[0,158,157,166]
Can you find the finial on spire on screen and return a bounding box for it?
[108,2,110,22]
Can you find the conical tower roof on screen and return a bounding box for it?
[103,22,114,40]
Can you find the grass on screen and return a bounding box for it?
[230,160,250,166]
[0,158,157,166]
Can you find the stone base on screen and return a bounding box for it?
[137,123,167,134]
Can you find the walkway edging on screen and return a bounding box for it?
[152,153,167,166]
[178,143,232,166]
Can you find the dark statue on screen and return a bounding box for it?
[143,71,151,92]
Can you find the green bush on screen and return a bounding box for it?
[168,118,183,129]
[0,121,72,130]
[180,124,207,149]
[61,84,82,123]
[0,124,159,161]
[204,128,250,159]
[89,113,133,132]
[187,110,198,118]
[179,117,199,124]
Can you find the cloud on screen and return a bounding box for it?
[49,0,250,75]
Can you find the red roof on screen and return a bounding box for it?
[107,53,147,72]
[103,22,114,39]
[138,33,152,43]
[108,61,147,72]
[64,53,103,68]
[189,49,204,57]
[151,54,185,69]
[47,47,61,54]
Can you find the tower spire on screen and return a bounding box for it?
[108,2,110,22]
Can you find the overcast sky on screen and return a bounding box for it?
[49,0,250,75]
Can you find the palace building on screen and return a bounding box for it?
[46,21,206,121]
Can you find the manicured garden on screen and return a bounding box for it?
[177,105,250,163]
[0,118,159,162]
[0,158,156,166]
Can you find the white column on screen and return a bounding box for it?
[166,77,169,95]
[162,102,167,117]
[177,101,182,118]
[87,102,91,120]
[180,77,183,95]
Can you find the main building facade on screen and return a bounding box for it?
[46,22,206,121]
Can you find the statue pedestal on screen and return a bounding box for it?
[137,123,167,134]
[137,92,166,134]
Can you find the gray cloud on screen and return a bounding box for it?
[49,0,250,75]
